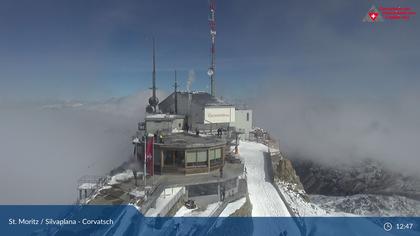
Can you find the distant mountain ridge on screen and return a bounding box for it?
[311,194,420,216]
[291,157,420,199]
[289,157,420,216]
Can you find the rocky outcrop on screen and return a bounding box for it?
[291,158,420,199]
[276,159,304,191]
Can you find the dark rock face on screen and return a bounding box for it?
[290,157,420,199]
[276,159,304,190]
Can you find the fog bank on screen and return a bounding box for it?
[252,83,420,175]
[0,90,164,204]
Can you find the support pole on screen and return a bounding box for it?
[144,137,147,187]
[152,138,155,186]
[207,149,211,173]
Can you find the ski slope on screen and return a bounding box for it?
[240,141,301,235]
[240,141,291,216]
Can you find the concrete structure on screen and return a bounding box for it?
[136,133,227,175]
[159,91,235,131]
[77,175,106,203]
[140,162,245,213]
[134,91,254,177]
[231,109,253,140]
[143,114,185,135]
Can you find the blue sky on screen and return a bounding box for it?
[0,0,419,101]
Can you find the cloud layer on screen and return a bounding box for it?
[252,82,420,175]
[0,90,165,204]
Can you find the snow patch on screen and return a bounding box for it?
[175,202,221,217]
[108,170,134,185]
[78,183,97,190]
[219,197,246,217]
[276,180,328,216]
[311,194,420,216]
[129,189,145,198]
[146,187,184,217]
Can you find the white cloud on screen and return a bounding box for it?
[252,83,420,175]
[0,90,166,204]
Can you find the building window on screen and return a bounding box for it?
[209,149,215,160]
[197,150,207,162]
[214,148,221,159]
[246,112,249,121]
[186,150,207,167]
[211,148,222,165]
[186,151,196,163]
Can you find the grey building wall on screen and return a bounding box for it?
[160,93,206,130]
[146,120,172,134]
[159,92,234,131]
[145,117,184,134]
[171,118,184,131]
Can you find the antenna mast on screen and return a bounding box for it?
[174,70,178,114]
[147,38,159,113]
[208,0,216,97]
[152,38,156,102]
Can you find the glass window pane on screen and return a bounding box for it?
[209,149,215,160]
[215,148,221,159]
[186,151,196,163]
[197,150,207,162]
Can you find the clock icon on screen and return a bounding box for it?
[384,222,393,231]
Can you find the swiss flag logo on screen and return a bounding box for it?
[363,5,383,23]
[369,12,379,21]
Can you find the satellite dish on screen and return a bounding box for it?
[207,68,214,76]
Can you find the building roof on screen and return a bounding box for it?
[156,132,226,149]
[145,114,185,121]
[159,91,232,108]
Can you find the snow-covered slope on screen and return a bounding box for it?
[239,141,301,235]
[311,194,420,216]
[276,181,329,216]
[240,141,291,217]
[289,157,420,216]
[219,197,246,217]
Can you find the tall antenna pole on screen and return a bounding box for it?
[208,0,216,97]
[174,70,178,114]
[147,38,159,113]
[152,38,157,107]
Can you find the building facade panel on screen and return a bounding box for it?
[231,109,253,140]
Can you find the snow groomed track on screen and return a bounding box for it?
[240,141,301,235]
[240,141,291,216]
